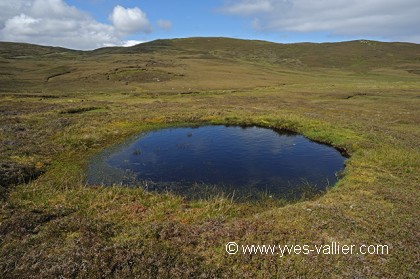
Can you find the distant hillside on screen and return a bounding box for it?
[1,37,419,70]
[0,37,419,93]
[0,42,78,59]
[93,37,420,70]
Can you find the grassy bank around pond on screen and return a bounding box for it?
[0,38,419,278]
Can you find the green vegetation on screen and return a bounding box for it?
[0,37,419,278]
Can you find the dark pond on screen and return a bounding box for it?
[86,125,346,200]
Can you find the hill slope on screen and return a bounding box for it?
[95,37,420,69]
[1,38,419,93]
[0,41,79,58]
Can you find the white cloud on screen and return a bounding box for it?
[30,0,84,19]
[222,0,272,15]
[110,5,151,35]
[157,19,172,31]
[221,0,420,43]
[103,40,145,48]
[0,0,152,49]
[122,40,145,47]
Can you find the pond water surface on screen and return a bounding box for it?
[87,125,346,200]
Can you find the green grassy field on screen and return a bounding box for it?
[0,37,419,278]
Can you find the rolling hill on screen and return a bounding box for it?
[1,38,419,93]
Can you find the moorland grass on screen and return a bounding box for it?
[0,38,419,278]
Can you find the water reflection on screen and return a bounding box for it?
[87,125,346,200]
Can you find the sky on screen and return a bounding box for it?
[0,0,419,50]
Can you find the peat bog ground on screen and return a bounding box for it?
[0,38,419,278]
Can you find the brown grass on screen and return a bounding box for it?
[0,38,419,278]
